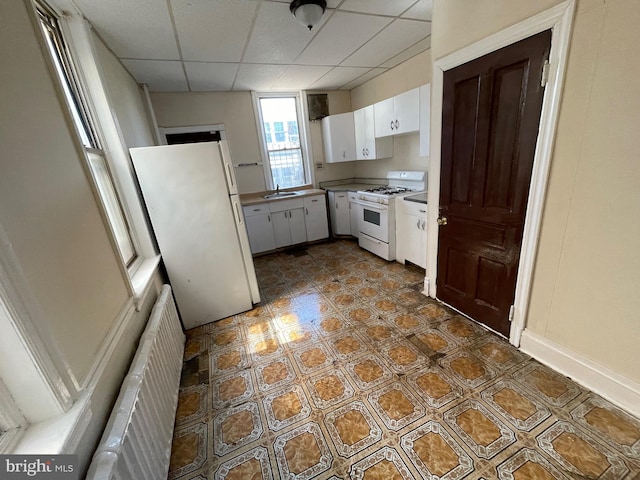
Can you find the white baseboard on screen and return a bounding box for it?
[520,329,640,418]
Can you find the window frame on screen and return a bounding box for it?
[252,91,314,190]
[35,1,140,270]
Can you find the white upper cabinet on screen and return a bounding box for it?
[322,112,356,163]
[374,87,420,138]
[354,105,392,161]
[419,84,431,157]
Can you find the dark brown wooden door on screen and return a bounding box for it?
[437,30,551,337]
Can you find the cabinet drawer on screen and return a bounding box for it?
[304,194,325,207]
[268,198,304,213]
[398,199,427,217]
[243,204,270,217]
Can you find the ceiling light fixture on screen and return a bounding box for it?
[290,0,327,31]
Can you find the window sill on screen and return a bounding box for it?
[12,393,92,455]
[131,255,161,310]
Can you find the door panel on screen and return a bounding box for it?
[437,30,551,337]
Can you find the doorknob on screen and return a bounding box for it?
[437,216,448,226]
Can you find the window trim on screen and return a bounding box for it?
[252,91,315,190]
[34,1,140,270]
[32,0,161,301]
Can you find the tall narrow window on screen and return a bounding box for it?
[255,94,310,189]
[36,3,138,267]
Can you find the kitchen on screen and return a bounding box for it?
[2,0,640,478]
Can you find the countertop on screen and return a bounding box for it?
[403,192,428,204]
[321,183,377,192]
[240,188,326,206]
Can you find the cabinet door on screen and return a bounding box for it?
[396,201,428,269]
[330,192,350,235]
[289,208,307,245]
[322,112,356,163]
[394,88,420,135]
[373,97,395,138]
[353,107,367,160]
[245,213,275,254]
[349,199,359,238]
[272,210,292,248]
[305,198,329,242]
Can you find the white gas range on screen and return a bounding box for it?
[355,171,426,260]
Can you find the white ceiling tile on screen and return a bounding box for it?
[381,37,431,68]
[184,62,238,91]
[73,0,179,59]
[309,67,372,90]
[121,60,188,92]
[233,64,288,91]
[294,12,392,66]
[339,0,417,16]
[271,65,333,90]
[341,67,387,90]
[402,0,433,21]
[171,0,259,62]
[342,19,429,67]
[243,2,326,64]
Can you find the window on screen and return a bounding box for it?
[263,123,272,143]
[253,93,312,189]
[273,121,285,143]
[36,3,138,267]
[287,121,299,144]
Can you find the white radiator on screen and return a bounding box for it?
[86,285,185,480]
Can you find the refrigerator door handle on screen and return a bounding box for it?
[219,141,238,194]
[226,163,235,190]
[232,199,243,226]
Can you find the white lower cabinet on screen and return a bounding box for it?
[271,206,306,248]
[243,205,276,254]
[396,200,427,269]
[328,191,350,236]
[244,195,328,253]
[304,195,329,242]
[348,192,359,238]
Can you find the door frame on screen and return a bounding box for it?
[427,0,576,347]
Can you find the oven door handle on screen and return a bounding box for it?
[355,200,388,211]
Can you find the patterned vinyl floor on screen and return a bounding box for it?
[167,239,640,479]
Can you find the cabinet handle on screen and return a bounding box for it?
[312,199,318,202]
[268,214,271,222]
[417,219,421,229]
[419,209,426,213]
[336,202,338,209]
[395,119,399,129]
[306,207,309,215]
[423,220,426,230]
[390,120,394,130]
[365,148,369,156]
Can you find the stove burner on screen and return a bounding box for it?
[363,186,411,195]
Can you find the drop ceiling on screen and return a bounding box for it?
[71,0,432,92]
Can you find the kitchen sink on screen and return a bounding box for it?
[263,191,300,199]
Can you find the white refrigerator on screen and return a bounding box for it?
[130,141,260,329]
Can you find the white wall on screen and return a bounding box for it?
[151,90,358,192]
[0,0,127,383]
[351,50,431,179]
[93,34,156,149]
[432,0,640,384]
[0,2,161,474]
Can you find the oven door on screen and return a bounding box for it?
[356,199,389,243]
